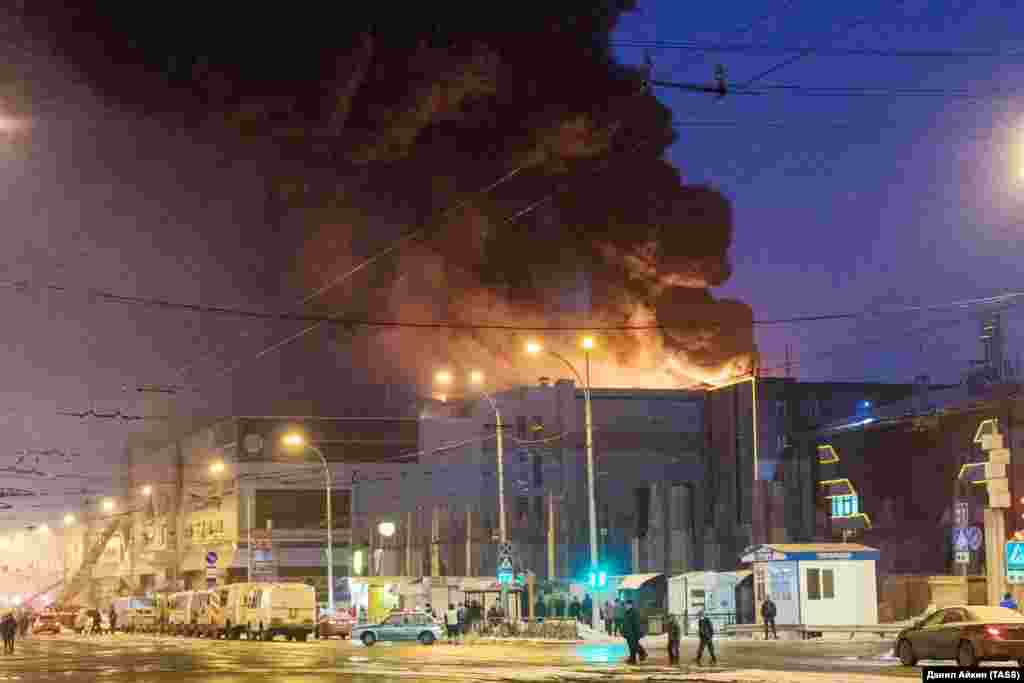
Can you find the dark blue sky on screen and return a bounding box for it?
[615,0,1024,384]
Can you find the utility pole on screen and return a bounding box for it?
[431,506,440,577]
[405,510,412,577]
[547,492,555,580]
[466,504,472,576]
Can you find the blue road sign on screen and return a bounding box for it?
[206,551,218,566]
[952,528,968,551]
[1006,542,1024,571]
[965,526,982,552]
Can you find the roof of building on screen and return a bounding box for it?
[758,543,877,553]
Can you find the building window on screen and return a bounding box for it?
[806,568,835,600]
[517,497,529,525]
[516,416,527,440]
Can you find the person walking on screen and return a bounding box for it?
[613,598,625,637]
[581,594,593,628]
[535,597,547,620]
[621,600,647,665]
[109,606,118,634]
[1000,592,1019,611]
[603,600,613,635]
[444,603,460,644]
[667,615,681,665]
[2,613,16,654]
[761,596,778,640]
[92,609,102,636]
[694,610,717,666]
[569,596,581,622]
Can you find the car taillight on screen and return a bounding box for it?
[986,626,1003,638]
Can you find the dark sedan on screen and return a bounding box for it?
[316,612,354,639]
[896,605,1024,668]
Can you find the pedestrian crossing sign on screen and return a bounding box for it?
[498,556,513,571]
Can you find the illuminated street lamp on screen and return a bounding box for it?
[377,521,396,538]
[209,461,225,475]
[63,514,75,526]
[526,337,599,630]
[435,368,508,615]
[141,485,153,496]
[102,498,115,512]
[281,432,335,614]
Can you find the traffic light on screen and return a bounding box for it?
[588,571,607,588]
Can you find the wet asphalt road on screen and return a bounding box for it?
[0,631,931,681]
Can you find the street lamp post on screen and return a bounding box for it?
[527,338,600,630]
[435,369,508,617]
[282,433,335,614]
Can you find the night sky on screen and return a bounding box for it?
[616,0,1024,383]
[1,1,1023,530]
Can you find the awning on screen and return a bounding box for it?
[617,573,663,590]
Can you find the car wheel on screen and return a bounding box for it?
[361,632,376,647]
[898,639,917,666]
[419,632,435,646]
[957,641,977,668]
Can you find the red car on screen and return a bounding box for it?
[32,613,61,635]
[317,612,354,639]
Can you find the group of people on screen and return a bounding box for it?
[0,611,32,654]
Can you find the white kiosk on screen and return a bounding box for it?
[669,572,743,636]
[741,543,879,632]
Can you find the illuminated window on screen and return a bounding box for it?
[831,495,859,517]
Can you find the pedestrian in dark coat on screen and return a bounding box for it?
[535,599,547,619]
[694,610,717,666]
[569,596,581,622]
[613,599,625,636]
[2,613,16,654]
[581,594,593,627]
[667,615,681,665]
[621,600,647,664]
[761,597,778,640]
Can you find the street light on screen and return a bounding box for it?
[141,485,153,496]
[434,368,508,617]
[526,337,600,630]
[102,498,115,512]
[63,514,75,526]
[282,432,335,614]
[377,521,396,538]
[209,461,225,475]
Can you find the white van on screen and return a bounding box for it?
[168,591,211,636]
[241,583,316,641]
[214,583,264,640]
[112,597,158,633]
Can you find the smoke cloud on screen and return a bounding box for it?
[30,2,757,392]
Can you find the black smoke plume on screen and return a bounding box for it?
[26,2,756,390]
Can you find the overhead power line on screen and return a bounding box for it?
[2,277,1022,332]
[616,39,1024,60]
[654,79,1024,99]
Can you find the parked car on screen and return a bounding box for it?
[351,611,442,646]
[896,605,1024,668]
[32,613,61,635]
[74,609,111,635]
[317,611,354,639]
[239,583,316,641]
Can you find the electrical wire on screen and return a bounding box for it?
[3,275,1021,331]
[615,39,1024,60]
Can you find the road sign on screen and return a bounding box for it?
[206,551,218,566]
[498,542,513,556]
[955,551,969,564]
[1006,541,1024,571]
[498,556,513,572]
[206,567,218,579]
[1009,571,1024,585]
[497,571,514,585]
[952,528,968,551]
[965,526,982,551]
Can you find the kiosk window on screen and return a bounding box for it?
[806,568,835,600]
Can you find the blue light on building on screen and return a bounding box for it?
[831,494,859,517]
